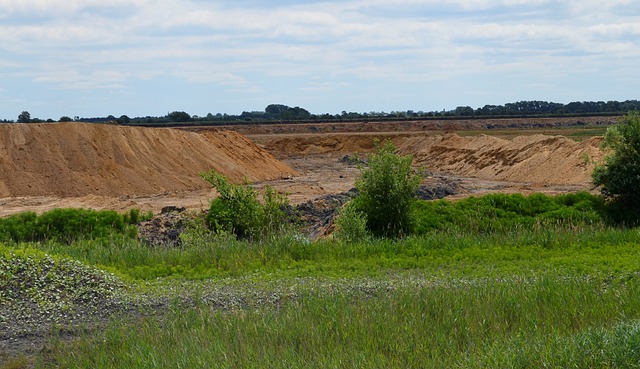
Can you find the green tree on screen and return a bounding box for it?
[352,140,422,238]
[17,111,31,123]
[167,111,191,122]
[593,111,640,207]
[59,116,73,122]
[117,115,131,125]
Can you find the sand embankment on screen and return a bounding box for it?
[399,133,603,185]
[0,123,296,197]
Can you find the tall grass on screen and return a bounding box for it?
[3,193,636,281]
[16,222,640,280]
[413,191,611,234]
[0,208,145,245]
[41,274,640,368]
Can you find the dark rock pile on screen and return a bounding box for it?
[137,206,189,247]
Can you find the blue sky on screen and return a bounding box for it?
[1,0,639,120]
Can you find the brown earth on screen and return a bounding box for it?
[198,115,618,135]
[0,123,296,198]
[398,133,604,185]
[0,117,614,217]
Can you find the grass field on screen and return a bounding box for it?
[458,126,608,141]
[2,192,640,368]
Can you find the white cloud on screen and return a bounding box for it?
[177,70,246,85]
[1,0,640,118]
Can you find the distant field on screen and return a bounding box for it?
[458,125,609,141]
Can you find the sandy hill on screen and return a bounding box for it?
[399,133,603,185]
[0,123,297,197]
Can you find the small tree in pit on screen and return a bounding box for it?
[350,140,422,238]
[199,170,292,241]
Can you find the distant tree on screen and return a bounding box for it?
[115,115,130,125]
[265,104,311,120]
[167,111,191,122]
[455,106,474,116]
[59,116,73,122]
[265,104,289,118]
[17,111,31,123]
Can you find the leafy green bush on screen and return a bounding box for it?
[334,202,370,243]
[0,208,138,244]
[593,111,640,213]
[352,140,422,238]
[414,192,606,234]
[200,170,295,241]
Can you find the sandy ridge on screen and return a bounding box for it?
[0,123,296,197]
[399,133,603,185]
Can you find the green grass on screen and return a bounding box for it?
[12,221,640,280]
[0,208,147,245]
[3,192,640,368]
[39,274,640,368]
[413,192,610,234]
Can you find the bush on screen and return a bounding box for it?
[351,140,422,238]
[334,202,370,243]
[199,170,294,241]
[413,192,606,234]
[0,208,138,244]
[593,111,640,211]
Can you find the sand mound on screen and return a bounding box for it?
[0,123,297,197]
[399,133,603,185]
[256,133,409,157]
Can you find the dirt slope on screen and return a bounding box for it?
[255,133,412,157]
[399,133,603,185]
[0,123,296,197]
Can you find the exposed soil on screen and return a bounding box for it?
[0,117,611,217]
[399,133,603,185]
[191,115,618,135]
[0,123,296,198]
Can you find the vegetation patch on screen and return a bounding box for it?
[414,191,607,234]
[349,140,422,238]
[593,111,640,215]
[38,274,640,368]
[200,170,296,241]
[0,208,145,245]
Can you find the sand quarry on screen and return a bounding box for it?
[0,119,611,217]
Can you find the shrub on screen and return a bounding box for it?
[199,170,294,241]
[0,208,138,244]
[334,202,370,243]
[413,192,605,234]
[593,111,640,211]
[351,140,422,238]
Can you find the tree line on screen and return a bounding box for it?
[6,100,640,125]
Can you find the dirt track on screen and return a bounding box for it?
[0,118,613,217]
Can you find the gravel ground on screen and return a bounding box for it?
[1,270,471,365]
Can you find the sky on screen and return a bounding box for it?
[1,0,639,120]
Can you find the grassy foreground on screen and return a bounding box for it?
[2,193,640,368]
[38,274,640,369]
